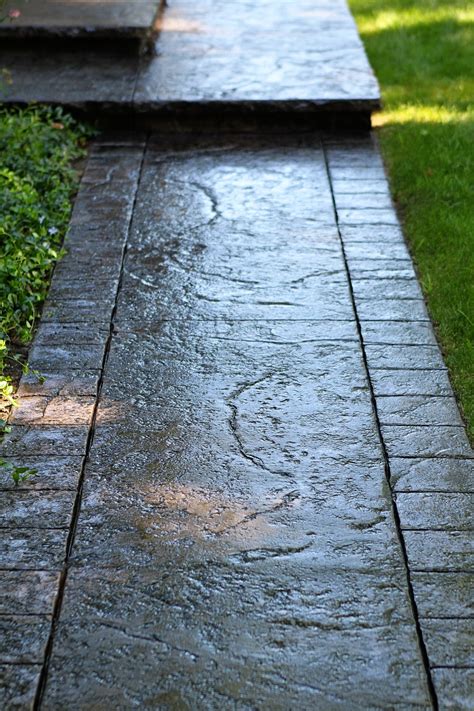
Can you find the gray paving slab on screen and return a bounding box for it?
[377,396,464,427]
[33,322,109,347]
[382,425,472,459]
[0,529,68,569]
[116,141,353,324]
[361,321,438,346]
[332,179,391,195]
[0,665,41,711]
[348,263,418,280]
[352,278,423,300]
[47,278,118,302]
[0,457,84,492]
[370,369,454,397]
[420,619,474,667]
[44,568,429,709]
[0,490,75,529]
[17,371,100,399]
[335,193,394,210]
[328,163,387,182]
[404,531,474,572]
[366,345,447,370]
[0,571,60,615]
[52,253,124,282]
[80,157,144,184]
[411,572,474,618]
[346,239,413,259]
[397,493,474,531]
[0,425,90,457]
[326,144,384,167]
[40,298,115,324]
[9,395,95,427]
[25,343,105,372]
[339,223,405,243]
[337,209,400,227]
[0,46,139,105]
[391,457,474,493]
[433,669,474,711]
[356,298,430,322]
[0,615,51,664]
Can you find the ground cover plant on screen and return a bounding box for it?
[349,0,474,438]
[0,106,90,440]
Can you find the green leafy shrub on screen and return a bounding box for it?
[0,106,91,418]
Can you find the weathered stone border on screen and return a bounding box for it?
[0,133,147,709]
[324,134,474,710]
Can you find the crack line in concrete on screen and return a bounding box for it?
[226,373,291,477]
[99,620,200,660]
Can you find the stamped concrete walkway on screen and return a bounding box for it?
[0,0,473,708]
[1,133,473,709]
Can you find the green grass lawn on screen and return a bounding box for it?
[349,0,474,439]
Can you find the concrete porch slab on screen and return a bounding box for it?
[0,0,380,125]
[0,0,163,48]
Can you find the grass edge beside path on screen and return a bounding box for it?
[0,106,91,441]
[349,0,474,440]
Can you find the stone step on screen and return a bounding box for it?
[0,0,163,51]
[0,0,380,125]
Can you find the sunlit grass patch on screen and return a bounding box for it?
[349,0,474,438]
[357,5,474,35]
[372,104,473,127]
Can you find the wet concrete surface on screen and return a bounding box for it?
[117,143,349,324]
[0,0,163,48]
[2,134,473,708]
[0,0,379,118]
[135,0,379,106]
[36,136,433,708]
[0,665,41,711]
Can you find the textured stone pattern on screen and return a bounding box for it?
[135,0,379,105]
[0,133,472,709]
[0,135,146,710]
[0,0,163,40]
[37,136,427,708]
[0,0,379,113]
[325,136,474,709]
